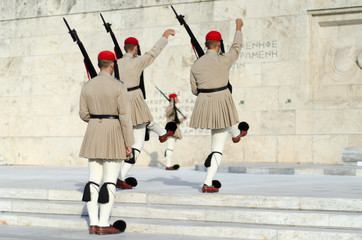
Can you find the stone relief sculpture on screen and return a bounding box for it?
[357,51,362,69]
[324,46,360,82]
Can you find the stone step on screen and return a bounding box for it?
[1,198,362,230]
[2,212,362,240]
[0,225,233,240]
[1,188,362,212]
[195,163,362,176]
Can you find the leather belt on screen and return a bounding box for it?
[198,85,228,93]
[90,114,118,119]
[127,86,140,91]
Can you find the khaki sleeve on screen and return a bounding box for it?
[137,37,168,69]
[190,71,198,96]
[117,85,135,147]
[223,31,243,66]
[79,87,90,122]
[165,104,174,119]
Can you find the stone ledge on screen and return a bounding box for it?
[195,163,362,176]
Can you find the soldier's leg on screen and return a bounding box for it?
[147,121,177,143]
[165,137,176,168]
[98,160,122,227]
[203,128,228,191]
[230,122,249,143]
[118,123,146,186]
[83,159,103,229]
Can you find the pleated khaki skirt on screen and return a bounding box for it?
[189,89,239,129]
[172,126,182,140]
[79,118,127,160]
[128,89,153,126]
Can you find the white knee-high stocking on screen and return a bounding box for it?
[228,124,240,138]
[119,123,146,181]
[87,159,104,226]
[99,160,121,227]
[165,137,176,167]
[147,121,167,136]
[204,128,229,186]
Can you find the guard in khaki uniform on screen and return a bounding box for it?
[116,29,177,189]
[164,93,187,170]
[79,51,134,234]
[190,19,249,193]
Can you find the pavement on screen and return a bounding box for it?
[1,164,362,239]
[1,165,362,198]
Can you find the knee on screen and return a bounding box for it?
[204,151,222,168]
[82,181,100,202]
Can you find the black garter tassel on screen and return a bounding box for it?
[98,182,116,204]
[82,181,99,202]
[204,151,222,168]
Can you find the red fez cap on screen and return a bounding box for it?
[98,51,116,60]
[125,37,139,46]
[169,93,177,99]
[206,31,222,41]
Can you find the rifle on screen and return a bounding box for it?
[100,13,146,98]
[154,86,187,119]
[100,13,123,59]
[63,17,97,79]
[171,5,232,93]
[171,5,204,58]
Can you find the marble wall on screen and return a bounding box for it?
[0,0,361,166]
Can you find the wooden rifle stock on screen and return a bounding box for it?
[63,17,97,79]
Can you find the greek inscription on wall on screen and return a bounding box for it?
[239,40,278,62]
[191,40,278,68]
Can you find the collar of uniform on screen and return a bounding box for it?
[206,49,218,55]
[124,53,135,58]
[98,71,112,77]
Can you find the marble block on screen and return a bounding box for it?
[342,146,362,163]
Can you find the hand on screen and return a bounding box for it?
[125,146,132,157]
[163,29,176,39]
[236,18,243,30]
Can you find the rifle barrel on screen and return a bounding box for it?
[171,5,178,16]
[155,86,187,118]
[63,18,71,31]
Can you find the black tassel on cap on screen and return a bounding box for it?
[82,181,99,202]
[98,182,116,204]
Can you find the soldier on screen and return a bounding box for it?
[116,29,177,189]
[79,51,134,234]
[189,19,249,193]
[164,93,187,170]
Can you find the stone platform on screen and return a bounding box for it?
[196,162,362,176]
[1,165,362,239]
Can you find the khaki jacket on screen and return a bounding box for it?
[189,31,243,129]
[116,37,168,125]
[79,72,134,159]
